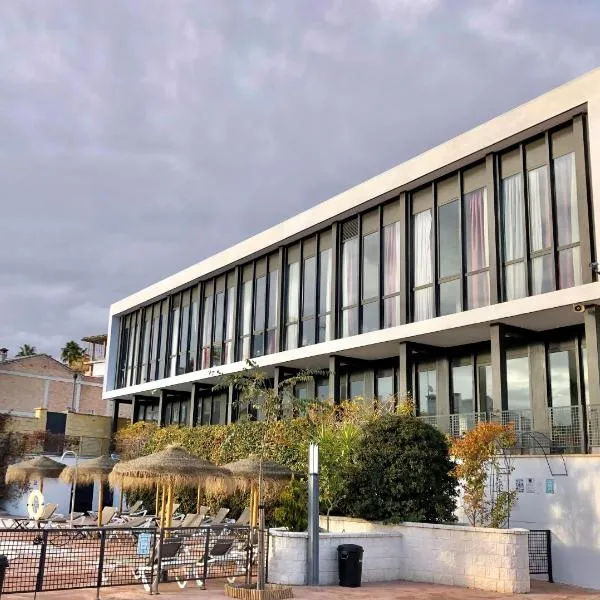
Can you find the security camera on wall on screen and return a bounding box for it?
[573,303,586,313]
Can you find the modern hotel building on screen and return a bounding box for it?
[104,68,600,454]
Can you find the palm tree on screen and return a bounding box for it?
[16,344,37,356]
[60,341,87,369]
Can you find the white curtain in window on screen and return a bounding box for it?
[502,175,526,300]
[413,210,433,321]
[413,211,432,287]
[528,166,552,252]
[287,262,300,321]
[383,222,401,295]
[554,152,579,246]
[342,238,358,307]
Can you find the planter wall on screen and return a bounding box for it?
[267,518,529,594]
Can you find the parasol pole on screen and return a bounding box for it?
[196,485,202,514]
[166,482,173,529]
[160,484,167,528]
[39,478,44,494]
[97,478,104,528]
[155,482,160,518]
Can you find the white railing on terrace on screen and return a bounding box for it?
[418,406,588,453]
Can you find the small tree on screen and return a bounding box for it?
[450,422,517,528]
[344,415,457,523]
[16,344,36,357]
[214,360,323,590]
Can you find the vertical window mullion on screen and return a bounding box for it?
[459,171,466,310]
[433,184,439,317]
[546,131,559,290]
[249,262,256,357]
[315,235,321,344]
[196,281,206,370]
[378,205,383,329]
[520,144,532,297]
[357,216,363,333]
[297,245,303,348]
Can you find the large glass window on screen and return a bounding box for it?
[178,292,190,375]
[464,188,489,309]
[506,355,530,411]
[200,293,213,369]
[549,347,578,408]
[318,248,332,342]
[438,200,461,316]
[417,367,437,416]
[252,276,267,357]
[212,291,225,365]
[149,305,160,380]
[196,393,228,425]
[301,256,317,346]
[165,398,189,426]
[502,174,527,300]
[361,231,379,333]
[341,234,359,337]
[266,269,278,354]
[413,210,433,321]
[140,310,151,383]
[286,262,300,349]
[383,222,401,328]
[169,298,180,377]
[554,153,581,289]
[224,285,235,363]
[477,363,493,413]
[316,377,329,401]
[376,368,394,403]
[528,165,554,294]
[117,316,130,388]
[238,280,252,359]
[451,363,474,414]
[188,290,199,372]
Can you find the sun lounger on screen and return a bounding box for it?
[204,507,230,525]
[101,537,197,591]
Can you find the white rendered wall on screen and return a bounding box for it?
[499,455,600,590]
[268,519,530,593]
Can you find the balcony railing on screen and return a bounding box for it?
[418,406,587,454]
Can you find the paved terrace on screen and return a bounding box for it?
[7,580,600,599]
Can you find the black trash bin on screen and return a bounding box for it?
[0,555,9,597]
[338,544,363,587]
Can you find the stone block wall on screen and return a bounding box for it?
[268,518,530,593]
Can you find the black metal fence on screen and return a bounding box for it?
[0,524,257,595]
[528,529,553,582]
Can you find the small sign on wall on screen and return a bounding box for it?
[526,478,536,493]
[545,479,555,494]
[515,478,524,493]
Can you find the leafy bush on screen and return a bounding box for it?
[343,415,457,523]
[272,477,308,531]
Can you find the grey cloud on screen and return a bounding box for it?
[1,0,599,358]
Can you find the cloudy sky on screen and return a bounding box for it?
[1,0,599,359]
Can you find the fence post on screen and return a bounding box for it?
[546,530,553,583]
[153,528,163,595]
[201,527,211,586]
[96,529,106,599]
[245,527,252,585]
[35,529,48,592]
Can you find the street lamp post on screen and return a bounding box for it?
[61,450,79,527]
[307,443,320,586]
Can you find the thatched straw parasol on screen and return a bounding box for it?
[219,455,292,528]
[60,455,117,527]
[5,456,64,492]
[109,445,229,528]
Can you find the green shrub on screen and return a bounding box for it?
[272,477,308,531]
[343,415,457,523]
